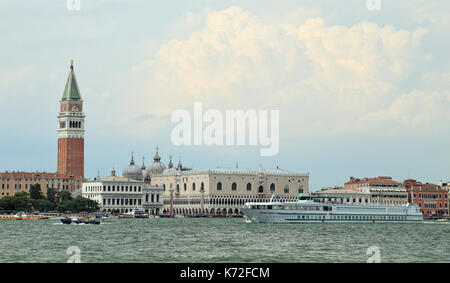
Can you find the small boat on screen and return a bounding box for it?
[437,218,448,222]
[134,210,150,218]
[60,217,72,224]
[74,217,100,224]
[117,208,150,218]
[100,215,115,221]
[0,213,49,220]
[160,213,174,218]
[61,216,100,224]
[118,214,133,219]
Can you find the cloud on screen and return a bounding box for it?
[0,65,36,102]
[115,6,446,139]
[406,0,450,29]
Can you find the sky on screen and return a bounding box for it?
[0,0,449,191]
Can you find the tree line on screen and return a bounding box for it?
[0,184,98,213]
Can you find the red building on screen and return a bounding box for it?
[0,171,83,198]
[403,179,448,219]
[57,60,85,179]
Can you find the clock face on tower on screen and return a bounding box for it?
[72,105,78,112]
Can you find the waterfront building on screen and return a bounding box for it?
[344,176,408,205]
[0,171,83,198]
[57,60,85,179]
[81,168,163,214]
[149,152,309,215]
[441,181,450,215]
[403,179,448,218]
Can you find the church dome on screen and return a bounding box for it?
[162,155,178,175]
[122,154,143,181]
[147,147,166,176]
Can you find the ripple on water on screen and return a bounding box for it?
[0,219,449,262]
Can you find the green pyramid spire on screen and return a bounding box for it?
[61,60,81,100]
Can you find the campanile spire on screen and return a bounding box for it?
[57,60,85,178]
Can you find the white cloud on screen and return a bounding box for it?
[407,0,450,29]
[114,6,447,139]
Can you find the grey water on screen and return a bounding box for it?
[0,218,448,263]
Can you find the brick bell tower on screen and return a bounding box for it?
[57,60,85,179]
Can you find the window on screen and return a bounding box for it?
[192,183,196,191]
[232,183,237,191]
[284,185,289,194]
[258,186,264,193]
[247,183,251,191]
[298,185,304,194]
[270,183,275,193]
[217,182,222,191]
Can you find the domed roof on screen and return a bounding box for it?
[149,161,166,174]
[147,147,166,176]
[122,154,143,181]
[153,151,161,162]
[162,155,178,175]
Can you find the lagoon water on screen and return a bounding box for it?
[0,218,448,263]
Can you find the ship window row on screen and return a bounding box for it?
[294,215,408,221]
[252,205,321,211]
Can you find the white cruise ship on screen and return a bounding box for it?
[241,196,423,223]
